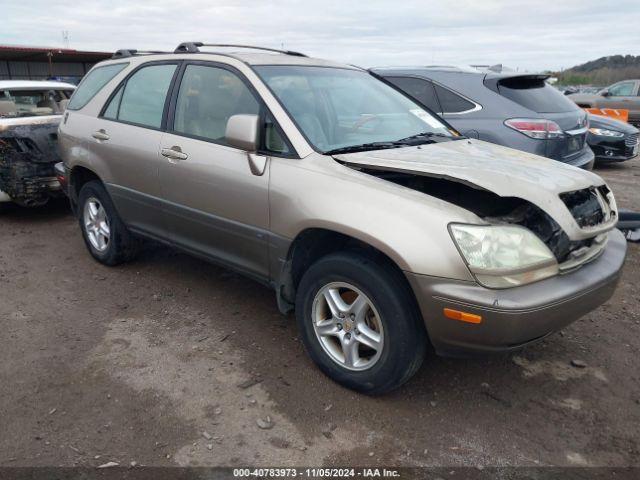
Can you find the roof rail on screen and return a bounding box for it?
[174,42,307,57]
[111,49,169,59]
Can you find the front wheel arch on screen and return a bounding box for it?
[276,228,413,313]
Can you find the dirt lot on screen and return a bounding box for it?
[0,160,639,469]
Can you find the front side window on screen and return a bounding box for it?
[254,66,453,153]
[264,113,290,155]
[608,82,635,97]
[67,63,128,110]
[173,64,259,143]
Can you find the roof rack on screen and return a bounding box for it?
[173,42,307,57]
[111,49,169,59]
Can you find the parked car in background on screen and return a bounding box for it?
[0,80,75,208]
[588,113,639,163]
[372,66,594,169]
[59,44,625,394]
[569,80,640,128]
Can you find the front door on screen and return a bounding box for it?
[158,63,271,279]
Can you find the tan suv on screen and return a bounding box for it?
[58,43,626,394]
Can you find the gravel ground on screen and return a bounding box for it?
[0,159,638,468]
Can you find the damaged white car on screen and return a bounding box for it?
[0,80,75,208]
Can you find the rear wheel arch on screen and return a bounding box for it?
[69,166,102,208]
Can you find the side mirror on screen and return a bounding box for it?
[225,114,259,151]
[601,90,610,97]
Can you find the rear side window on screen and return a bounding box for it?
[433,84,476,113]
[495,77,578,113]
[106,64,177,129]
[103,86,122,119]
[67,63,128,110]
[173,64,259,143]
[385,76,441,113]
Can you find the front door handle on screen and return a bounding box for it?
[92,129,110,141]
[161,146,188,161]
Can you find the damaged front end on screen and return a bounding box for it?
[335,141,619,282]
[0,120,63,207]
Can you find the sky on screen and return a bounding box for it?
[1,0,639,72]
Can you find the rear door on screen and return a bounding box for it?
[158,62,282,280]
[91,62,179,237]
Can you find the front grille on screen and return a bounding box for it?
[625,132,639,148]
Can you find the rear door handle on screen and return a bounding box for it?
[161,146,188,161]
[92,129,110,141]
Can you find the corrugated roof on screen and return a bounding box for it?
[0,45,111,62]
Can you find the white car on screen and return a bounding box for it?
[0,80,75,208]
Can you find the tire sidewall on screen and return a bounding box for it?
[296,253,424,393]
[77,181,123,265]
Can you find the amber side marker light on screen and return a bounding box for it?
[444,308,482,324]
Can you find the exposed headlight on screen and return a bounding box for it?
[588,127,625,138]
[450,224,559,288]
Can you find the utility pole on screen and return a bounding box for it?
[47,51,53,77]
[62,30,70,49]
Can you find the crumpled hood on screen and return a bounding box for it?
[335,139,616,240]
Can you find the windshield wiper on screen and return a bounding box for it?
[395,131,462,143]
[325,132,463,156]
[324,142,406,156]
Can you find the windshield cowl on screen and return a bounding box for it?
[324,132,459,156]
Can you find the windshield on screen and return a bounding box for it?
[254,66,455,153]
[0,89,74,118]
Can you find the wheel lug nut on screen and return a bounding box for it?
[337,324,342,330]
[345,333,351,340]
[339,313,345,318]
[354,329,359,335]
[350,314,355,320]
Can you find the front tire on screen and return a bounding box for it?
[295,251,427,394]
[77,181,139,265]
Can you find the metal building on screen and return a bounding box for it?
[0,45,111,84]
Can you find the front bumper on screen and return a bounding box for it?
[405,229,627,356]
[590,137,639,163]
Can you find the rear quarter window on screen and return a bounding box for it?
[433,84,476,113]
[495,77,578,113]
[384,76,441,113]
[67,63,128,111]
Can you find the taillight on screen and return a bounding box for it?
[504,118,563,139]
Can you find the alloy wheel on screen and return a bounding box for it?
[311,282,384,371]
[83,197,110,252]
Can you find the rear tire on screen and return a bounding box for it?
[77,180,139,265]
[295,251,426,394]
